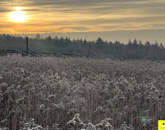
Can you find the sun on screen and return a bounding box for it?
[9,7,29,23]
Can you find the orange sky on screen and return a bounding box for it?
[0,0,165,42]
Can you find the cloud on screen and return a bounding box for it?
[0,8,10,13]
[70,27,88,31]
[0,0,165,43]
[27,0,151,6]
[152,24,165,29]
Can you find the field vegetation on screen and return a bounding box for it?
[0,56,165,130]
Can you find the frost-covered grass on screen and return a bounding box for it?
[0,56,165,130]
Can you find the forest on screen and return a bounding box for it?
[0,56,164,130]
[0,34,165,60]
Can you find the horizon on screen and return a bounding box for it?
[2,29,165,44]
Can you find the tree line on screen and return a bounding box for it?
[0,34,165,60]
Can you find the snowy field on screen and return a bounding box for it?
[0,56,165,130]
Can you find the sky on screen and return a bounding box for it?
[0,0,165,42]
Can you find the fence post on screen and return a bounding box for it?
[26,37,29,56]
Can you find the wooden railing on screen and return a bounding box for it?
[0,49,41,56]
[0,49,81,57]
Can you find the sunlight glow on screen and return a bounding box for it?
[9,7,29,23]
